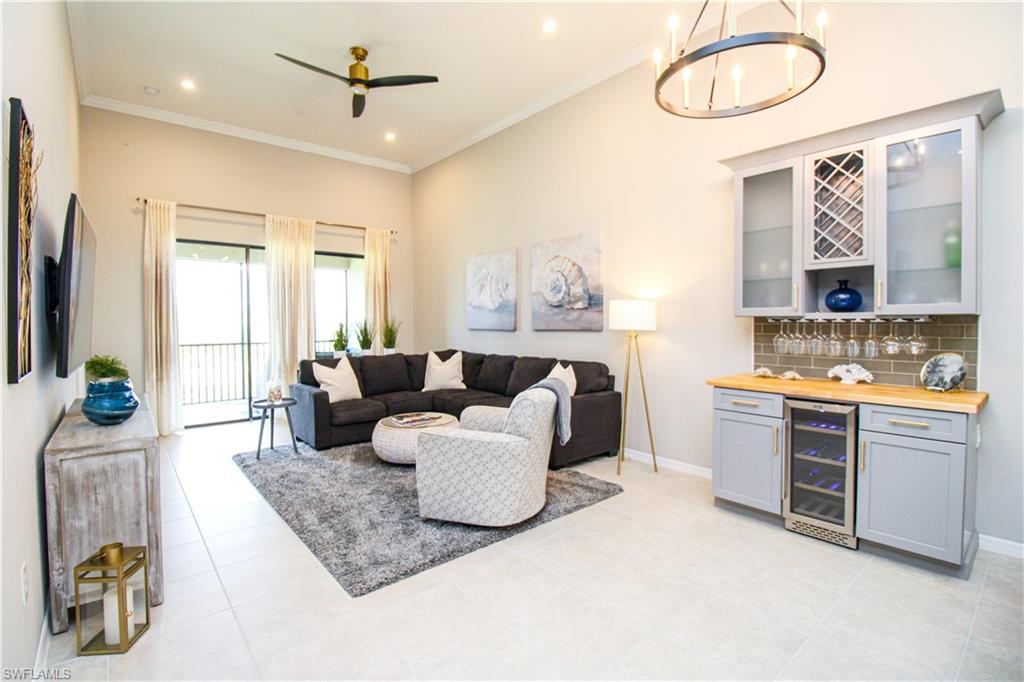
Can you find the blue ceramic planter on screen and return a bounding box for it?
[82,378,140,426]
[825,280,863,313]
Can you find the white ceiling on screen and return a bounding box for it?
[70,2,730,173]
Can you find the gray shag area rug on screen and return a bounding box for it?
[232,442,622,596]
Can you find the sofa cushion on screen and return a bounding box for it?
[567,360,611,394]
[405,353,427,391]
[436,349,485,388]
[424,351,466,390]
[359,354,411,395]
[373,391,435,416]
[506,356,558,396]
[312,359,362,402]
[329,398,386,426]
[547,362,578,395]
[430,389,506,417]
[476,354,516,394]
[298,357,365,394]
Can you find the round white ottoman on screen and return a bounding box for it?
[371,412,459,464]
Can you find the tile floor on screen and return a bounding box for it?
[45,418,1023,681]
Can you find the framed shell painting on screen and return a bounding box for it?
[465,248,517,331]
[531,232,603,331]
[7,98,40,383]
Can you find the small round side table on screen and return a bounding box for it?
[252,398,299,459]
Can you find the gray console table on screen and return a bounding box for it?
[44,397,162,633]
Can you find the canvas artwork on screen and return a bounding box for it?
[7,98,40,383]
[465,248,517,331]
[531,232,603,331]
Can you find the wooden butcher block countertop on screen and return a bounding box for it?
[707,373,989,414]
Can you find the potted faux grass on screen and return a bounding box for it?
[354,320,375,356]
[381,319,402,355]
[332,323,349,358]
[82,355,139,426]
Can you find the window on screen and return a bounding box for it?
[314,253,365,354]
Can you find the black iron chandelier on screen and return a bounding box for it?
[654,0,828,119]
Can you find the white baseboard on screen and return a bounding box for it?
[623,449,1024,560]
[34,605,50,672]
[623,448,711,479]
[980,534,1024,559]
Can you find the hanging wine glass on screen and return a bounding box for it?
[882,319,904,355]
[846,320,861,357]
[907,318,929,356]
[773,319,789,355]
[810,320,827,355]
[863,319,880,359]
[826,320,846,357]
[791,319,808,355]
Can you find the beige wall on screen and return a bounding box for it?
[412,2,1023,543]
[79,107,415,392]
[1,2,82,668]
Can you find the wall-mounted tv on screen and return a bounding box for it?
[46,193,97,378]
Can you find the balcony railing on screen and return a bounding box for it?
[179,340,336,406]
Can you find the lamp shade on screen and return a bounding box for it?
[608,299,657,331]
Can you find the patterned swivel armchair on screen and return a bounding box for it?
[416,388,557,527]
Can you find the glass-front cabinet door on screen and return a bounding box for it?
[874,118,979,314]
[735,159,802,316]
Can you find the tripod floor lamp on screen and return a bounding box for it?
[608,299,657,476]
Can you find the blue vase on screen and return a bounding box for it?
[82,378,140,426]
[825,280,862,312]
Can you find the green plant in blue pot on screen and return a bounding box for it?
[82,355,139,426]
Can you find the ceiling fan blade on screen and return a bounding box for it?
[274,53,350,85]
[367,75,439,88]
[352,93,366,118]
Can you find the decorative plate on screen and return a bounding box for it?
[920,353,967,392]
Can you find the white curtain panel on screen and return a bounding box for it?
[364,227,392,354]
[143,198,184,435]
[266,214,316,394]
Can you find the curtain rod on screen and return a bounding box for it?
[134,197,397,235]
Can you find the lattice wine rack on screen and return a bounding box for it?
[810,148,867,264]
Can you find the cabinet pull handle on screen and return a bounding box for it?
[860,440,866,471]
[731,399,760,408]
[876,278,883,308]
[783,424,790,500]
[792,284,799,311]
[773,426,779,455]
[889,418,931,428]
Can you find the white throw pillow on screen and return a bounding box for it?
[312,359,362,403]
[547,362,577,395]
[423,351,465,391]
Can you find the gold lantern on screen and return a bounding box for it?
[73,543,150,655]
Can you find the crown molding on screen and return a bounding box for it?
[408,44,648,173]
[81,96,412,174]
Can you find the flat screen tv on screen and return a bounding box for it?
[53,193,97,378]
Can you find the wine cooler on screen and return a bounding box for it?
[784,399,858,548]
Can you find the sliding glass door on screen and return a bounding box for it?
[175,240,364,427]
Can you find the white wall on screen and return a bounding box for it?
[1,2,82,668]
[79,108,415,390]
[412,2,1023,543]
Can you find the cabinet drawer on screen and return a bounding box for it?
[859,404,967,444]
[713,388,783,418]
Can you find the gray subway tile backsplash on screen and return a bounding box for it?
[752,316,979,392]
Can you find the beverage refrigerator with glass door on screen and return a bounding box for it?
[784,399,858,548]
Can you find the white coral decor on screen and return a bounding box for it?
[828,363,874,385]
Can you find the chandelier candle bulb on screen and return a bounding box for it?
[682,66,692,108]
[652,48,663,81]
[731,63,743,107]
[796,0,803,33]
[668,13,679,62]
[817,8,828,46]
[728,0,737,36]
[786,44,797,89]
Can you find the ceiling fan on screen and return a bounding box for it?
[275,46,438,119]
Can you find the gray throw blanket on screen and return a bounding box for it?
[529,378,572,445]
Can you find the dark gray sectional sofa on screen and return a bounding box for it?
[289,349,621,469]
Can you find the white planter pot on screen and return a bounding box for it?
[332,351,347,359]
[383,348,396,355]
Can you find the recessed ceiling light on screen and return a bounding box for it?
[542,18,557,33]
[143,86,160,96]
[384,132,396,142]
[180,78,196,91]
